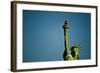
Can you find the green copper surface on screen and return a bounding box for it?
[63,20,80,60]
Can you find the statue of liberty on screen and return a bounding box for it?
[63,20,80,60]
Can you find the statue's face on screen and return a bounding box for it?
[74,47,79,54]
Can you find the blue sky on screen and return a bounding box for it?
[23,10,91,62]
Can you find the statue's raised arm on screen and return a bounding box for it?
[63,20,80,61]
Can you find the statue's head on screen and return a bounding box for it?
[70,46,80,59]
[71,46,80,52]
